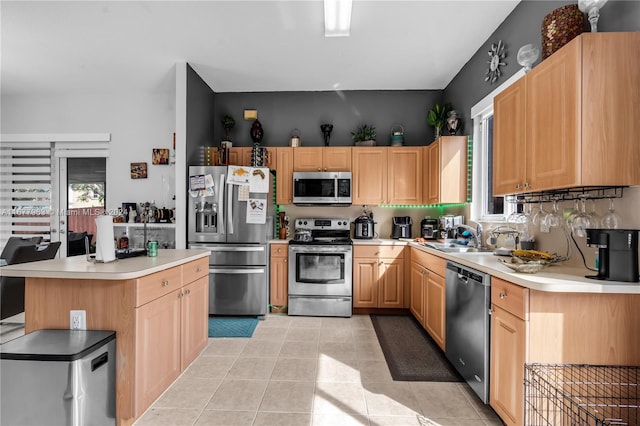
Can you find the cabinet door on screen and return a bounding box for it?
[526,37,580,192]
[276,148,294,204]
[425,272,446,350]
[493,79,527,196]
[134,290,182,415]
[323,147,352,171]
[352,147,388,205]
[353,258,378,308]
[426,141,440,204]
[181,277,209,370]
[229,147,251,166]
[293,147,324,171]
[269,244,288,307]
[438,136,468,204]
[388,147,422,205]
[378,258,404,308]
[410,262,426,325]
[490,305,526,426]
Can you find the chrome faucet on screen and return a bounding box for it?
[456,223,483,248]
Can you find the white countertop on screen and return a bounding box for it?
[354,238,640,294]
[0,249,210,280]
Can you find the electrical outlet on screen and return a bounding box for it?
[70,310,86,330]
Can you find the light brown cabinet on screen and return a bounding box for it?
[424,136,468,204]
[293,147,352,172]
[352,147,423,205]
[269,243,288,308]
[275,147,294,204]
[409,248,446,350]
[493,32,640,196]
[229,146,277,169]
[353,245,405,308]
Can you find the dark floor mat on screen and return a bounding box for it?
[370,314,463,382]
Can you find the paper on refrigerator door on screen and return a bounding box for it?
[227,166,251,185]
[237,184,250,201]
[249,167,269,193]
[246,198,266,224]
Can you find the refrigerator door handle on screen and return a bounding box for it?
[209,268,265,274]
[218,173,225,234]
[227,178,234,234]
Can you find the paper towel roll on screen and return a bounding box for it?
[95,215,116,263]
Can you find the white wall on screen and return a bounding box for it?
[1,92,176,211]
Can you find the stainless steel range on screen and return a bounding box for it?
[288,218,353,317]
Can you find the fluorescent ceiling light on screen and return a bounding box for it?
[324,0,352,37]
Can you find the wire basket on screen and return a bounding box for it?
[525,363,639,425]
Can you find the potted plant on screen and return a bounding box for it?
[427,102,452,140]
[351,124,377,146]
[222,114,235,141]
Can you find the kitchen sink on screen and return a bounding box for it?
[421,242,493,253]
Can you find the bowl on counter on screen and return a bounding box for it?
[498,256,547,274]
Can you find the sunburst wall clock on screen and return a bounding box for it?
[485,40,507,84]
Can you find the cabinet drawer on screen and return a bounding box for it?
[136,266,183,307]
[182,257,209,284]
[492,277,529,320]
[411,248,446,276]
[270,243,288,258]
[354,245,404,259]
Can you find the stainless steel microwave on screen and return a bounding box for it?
[292,171,352,206]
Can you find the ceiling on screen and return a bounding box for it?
[1,1,521,96]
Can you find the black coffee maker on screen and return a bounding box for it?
[391,216,412,239]
[585,229,639,282]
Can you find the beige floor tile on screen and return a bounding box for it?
[253,411,312,426]
[313,382,367,415]
[154,376,220,409]
[289,316,322,328]
[279,340,319,358]
[316,354,361,383]
[354,341,385,360]
[134,408,200,425]
[251,325,288,341]
[286,327,321,342]
[206,379,268,411]
[311,413,370,426]
[271,357,317,381]
[239,339,283,357]
[320,317,353,329]
[202,339,248,357]
[482,419,505,425]
[419,419,488,426]
[369,415,424,425]
[318,341,357,360]
[227,357,277,380]
[352,328,379,342]
[319,326,353,343]
[194,409,255,425]
[358,359,394,383]
[183,356,236,379]
[259,381,315,413]
[349,314,374,329]
[363,382,422,417]
[260,314,293,328]
[457,383,499,420]
[410,382,481,420]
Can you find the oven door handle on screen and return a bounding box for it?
[209,268,265,274]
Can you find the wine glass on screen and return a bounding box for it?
[532,201,548,231]
[543,198,563,230]
[565,199,580,229]
[571,196,596,238]
[601,198,622,229]
[587,198,601,228]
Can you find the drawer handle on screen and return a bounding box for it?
[162,280,169,286]
[196,266,202,272]
[186,289,191,295]
[499,292,507,299]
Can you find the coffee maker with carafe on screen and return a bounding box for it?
[585,229,639,282]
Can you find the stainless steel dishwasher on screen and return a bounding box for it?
[445,261,491,403]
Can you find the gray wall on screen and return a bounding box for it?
[443,0,640,120]
[213,90,442,148]
[186,64,216,167]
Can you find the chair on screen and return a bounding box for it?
[67,232,93,257]
[0,236,43,262]
[1,241,61,320]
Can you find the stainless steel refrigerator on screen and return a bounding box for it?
[187,165,272,317]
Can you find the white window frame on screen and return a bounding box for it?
[470,69,525,223]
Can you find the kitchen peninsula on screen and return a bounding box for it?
[0,249,210,425]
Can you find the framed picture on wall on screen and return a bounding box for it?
[130,162,148,179]
[152,148,170,165]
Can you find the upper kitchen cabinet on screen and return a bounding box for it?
[424,136,468,204]
[276,147,294,204]
[493,32,640,196]
[352,147,388,205]
[229,147,277,169]
[293,147,352,172]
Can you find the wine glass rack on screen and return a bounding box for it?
[504,186,625,205]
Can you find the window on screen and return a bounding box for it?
[470,69,524,223]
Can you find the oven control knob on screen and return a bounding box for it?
[303,220,308,225]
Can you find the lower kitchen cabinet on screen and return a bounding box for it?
[181,276,209,369]
[353,245,405,308]
[410,247,446,350]
[269,243,288,308]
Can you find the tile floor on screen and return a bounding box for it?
[134,314,502,426]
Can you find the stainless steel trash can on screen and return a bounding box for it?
[1,329,116,426]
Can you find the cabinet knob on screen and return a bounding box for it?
[499,292,507,299]
[284,259,287,263]
[515,184,521,190]
[162,280,169,287]
[196,266,201,272]
[186,289,191,295]
[317,168,321,172]
[178,291,183,298]
[524,182,531,189]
